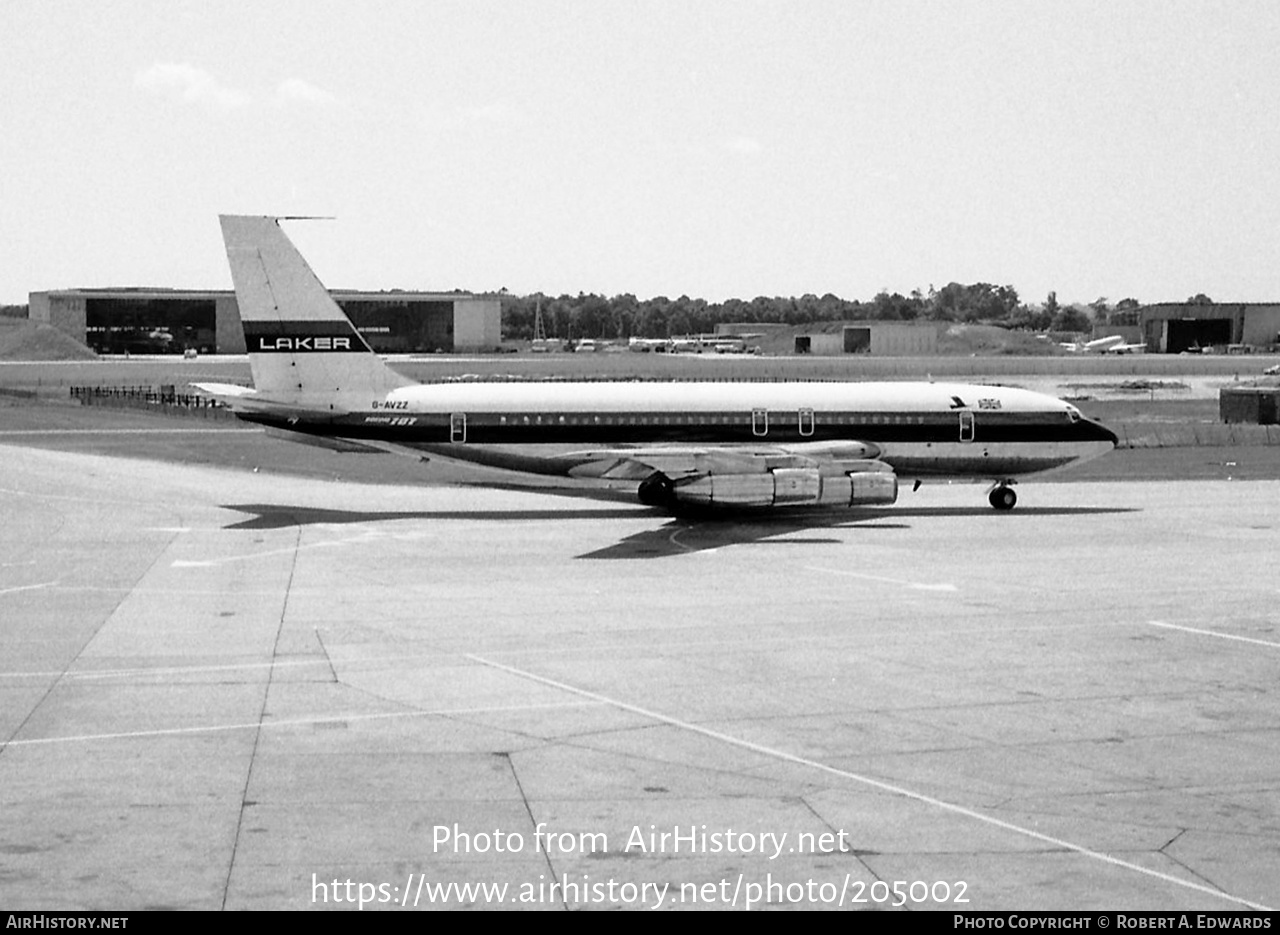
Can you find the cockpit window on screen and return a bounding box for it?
[1065,406,1082,423]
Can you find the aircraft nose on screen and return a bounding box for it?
[1091,420,1120,447]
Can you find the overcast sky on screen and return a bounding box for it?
[3,1,1279,307]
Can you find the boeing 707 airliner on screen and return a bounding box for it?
[194,216,1117,511]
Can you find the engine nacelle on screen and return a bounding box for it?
[854,470,898,505]
[674,472,784,506]
[671,464,897,508]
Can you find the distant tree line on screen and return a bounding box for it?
[498,284,1145,341]
[1,305,29,318]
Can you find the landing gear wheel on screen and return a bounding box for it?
[637,472,675,507]
[989,485,1017,511]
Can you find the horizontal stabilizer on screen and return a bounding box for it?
[190,381,257,399]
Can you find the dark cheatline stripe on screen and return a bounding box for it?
[239,408,1114,480]
[243,409,1114,447]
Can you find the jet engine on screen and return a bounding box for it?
[665,463,897,508]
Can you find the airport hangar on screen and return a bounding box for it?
[715,321,938,356]
[784,306,1280,356]
[780,306,1280,356]
[1138,302,1280,353]
[28,288,502,355]
[792,322,939,356]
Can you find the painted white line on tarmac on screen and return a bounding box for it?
[0,582,57,597]
[0,484,173,507]
[0,428,258,435]
[805,565,957,592]
[0,620,1120,680]
[468,652,1272,912]
[172,533,375,567]
[667,527,724,554]
[1149,620,1280,649]
[0,657,332,681]
[0,648,467,681]
[2,700,600,747]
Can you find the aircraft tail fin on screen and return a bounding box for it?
[219,215,412,401]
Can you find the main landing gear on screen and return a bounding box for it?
[988,482,1017,511]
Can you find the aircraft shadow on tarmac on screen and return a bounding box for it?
[576,505,1135,559]
[221,490,1135,560]
[220,502,652,530]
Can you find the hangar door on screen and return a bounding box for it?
[85,297,215,354]
[843,327,871,353]
[1166,318,1232,354]
[342,300,455,353]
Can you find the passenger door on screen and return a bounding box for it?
[752,408,768,437]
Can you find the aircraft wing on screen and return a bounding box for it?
[559,439,885,479]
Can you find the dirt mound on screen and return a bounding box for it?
[0,318,98,360]
[938,323,1064,356]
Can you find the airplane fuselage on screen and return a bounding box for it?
[238,380,1118,482]
[208,216,1119,511]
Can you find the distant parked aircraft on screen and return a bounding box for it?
[1061,335,1147,354]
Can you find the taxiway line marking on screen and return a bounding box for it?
[0,621,1120,680]
[667,528,699,553]
[0,582,57,597]
[667,527,726,555]
[0,484,172,507]
[0,656,336,680]
[1,700,599,747]
[1148,620,1280,649]
[805,565,957,592]
[0,429,259,436]
[467,653,1272,912]
[171,534,374,567]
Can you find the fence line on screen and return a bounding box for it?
[70,385,234,419]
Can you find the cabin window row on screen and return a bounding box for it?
[490,413,931,426]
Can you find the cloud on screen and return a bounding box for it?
[275,78,341,108]
[460,103,514,124]
[135,62,249,110]
[724,135,764,155]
